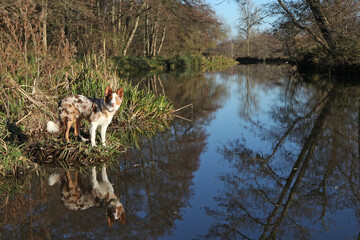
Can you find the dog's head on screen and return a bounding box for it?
[106,199,126,227]
[104,85,124,112]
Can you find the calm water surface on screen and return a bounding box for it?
[1,65,359,239]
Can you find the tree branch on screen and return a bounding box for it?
[277,0,330,51]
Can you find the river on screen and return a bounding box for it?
[1,65,359,239]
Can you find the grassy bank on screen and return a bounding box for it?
[0,54,174,177]
[0,53,235,177]
[113,54,238,76]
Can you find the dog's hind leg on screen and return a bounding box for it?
[75,117,88,142]
[65,119,73,143]
[74,118,80,137]
[65,171,75,190]
[101,165,110,183]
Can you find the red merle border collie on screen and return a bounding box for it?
[47,85,124,147]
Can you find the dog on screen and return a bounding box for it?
[47,85,124,146]
[48,165,126,227]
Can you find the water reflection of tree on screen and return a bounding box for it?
[204,81,360,239]
[144,73,228,122]
[235,64,294,118]
[115,119,208,239]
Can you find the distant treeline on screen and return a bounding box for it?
[217,0,360,75]
[0,0,223,60]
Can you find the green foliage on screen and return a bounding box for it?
[112,56,166,76]
[201,55,238,71]
[0,113,33,177]
[0,143,28,177]
[119,84,173,128]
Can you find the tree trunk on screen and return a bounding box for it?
[246,33,250,56]
[157,25,166,55]
[123,14,140,56]
[144,12,150,56]
[123,0,148,56]
[305,0,336,51]
[151,9,159,57]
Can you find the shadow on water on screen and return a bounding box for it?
[1,65,360,239]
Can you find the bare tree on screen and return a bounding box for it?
[237,0,262,57]
[271,0,360,67]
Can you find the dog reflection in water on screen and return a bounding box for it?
[49,165,125,227]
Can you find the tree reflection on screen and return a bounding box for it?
[204,79,360,239]
[140,72,228,123]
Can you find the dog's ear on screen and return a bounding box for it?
[119,211,126,225]
[105,85,112,95]
[116,87,124,98]
[107,216,115,227]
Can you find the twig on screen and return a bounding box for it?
[50,81,68,91]
[172,103,193,113]
[173,114,192,122]
[16,111,32,126]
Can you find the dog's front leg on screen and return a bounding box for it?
[90,123,98,147]
[91,167,99,188]
[100,124,109,146]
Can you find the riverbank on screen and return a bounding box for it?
[296,49,360,76]
[0,54,236,177]
[114,54,238,76]
[235,57,291,65]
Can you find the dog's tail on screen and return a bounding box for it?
[48,173,61,186]
[47,120,60,133]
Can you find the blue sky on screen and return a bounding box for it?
[206,0,274,37]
